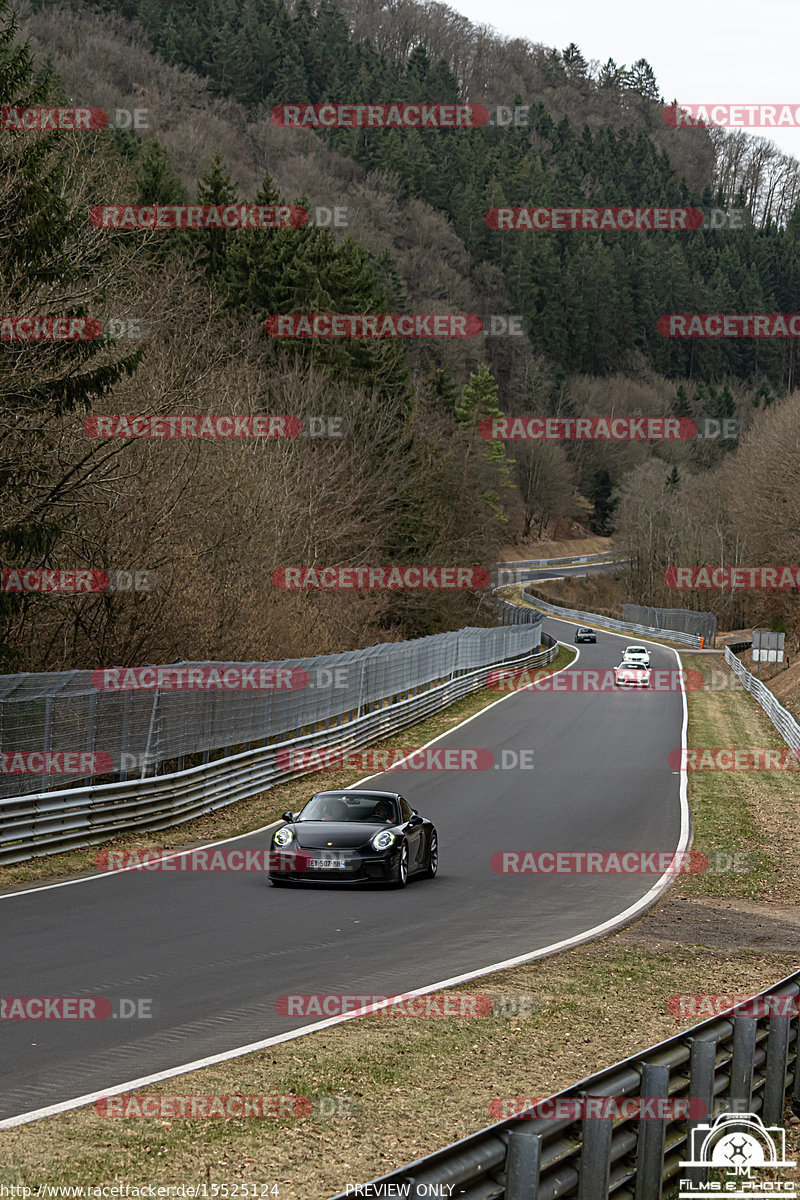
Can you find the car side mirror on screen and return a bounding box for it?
[408,811,422,826]
[281,811,294,823]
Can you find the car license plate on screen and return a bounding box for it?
[307,856,347,869]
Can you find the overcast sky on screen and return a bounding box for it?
[446,0,800,160]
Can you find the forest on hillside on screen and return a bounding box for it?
[3,0,800,671]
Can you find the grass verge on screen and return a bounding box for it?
[2,648,798,1198]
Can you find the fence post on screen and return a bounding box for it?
[141,687,161,778]
[634,1063,669,1200]
[684,1036,717,1187]
[505,1129,542,1199]
[577,1115,612,1199]
[729,1016,757,1112]
[762,1014,791,1124]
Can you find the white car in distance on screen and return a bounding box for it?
[621,644,651,669]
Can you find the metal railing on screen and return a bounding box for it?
[725,643,800,755]
[330,971,800,1199]
[0,627,559,865]
[518,588,702,648]
[496,551,622,569]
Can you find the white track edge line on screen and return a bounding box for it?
[0,635,578,899]
[0,635,690,1129]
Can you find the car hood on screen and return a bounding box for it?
[288,821,391,849]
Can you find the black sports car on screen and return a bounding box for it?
[268,789,438,888]
[575,627,597,643]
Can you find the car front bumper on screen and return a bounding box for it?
[268,847,399,884]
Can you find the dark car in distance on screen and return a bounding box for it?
[268,789,438,888]
[575,627,597,643]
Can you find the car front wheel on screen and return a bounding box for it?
[394,841,409,888]
[423,830,438,878]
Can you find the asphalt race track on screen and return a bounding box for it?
[0,616,687,1123]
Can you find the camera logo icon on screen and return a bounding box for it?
[679,1112,796,1196]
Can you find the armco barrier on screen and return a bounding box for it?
[0,627,558,865]
[331,970,800,1199]
[497,550,622,569]
[519,586,702,648]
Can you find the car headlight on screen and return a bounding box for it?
[274,826,294,847]
[371,830,396,851]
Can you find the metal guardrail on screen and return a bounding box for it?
[0,628,559,864]
[518,588,702,648]
[725,643,800,755]
[331,971,800,1199]
[497,551,622,569]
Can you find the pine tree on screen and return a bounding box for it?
[456,364,515,518]
[672,384,692,418]
[196,154,238,279]
[562,43,588,80]
[135,135,188,204]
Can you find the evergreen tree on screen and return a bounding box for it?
[456,364,515,518]
[135,135,188,204]
[196,154,238,279]
[673,384,692,418]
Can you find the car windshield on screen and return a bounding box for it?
[298,794,399,824]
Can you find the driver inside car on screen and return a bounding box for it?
[372,800,395,823]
